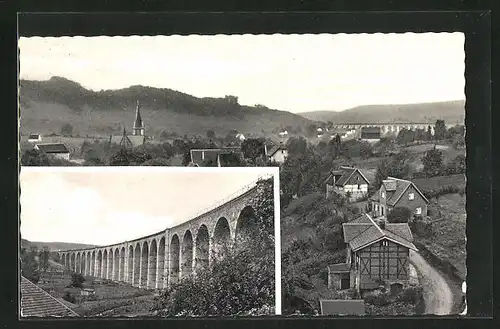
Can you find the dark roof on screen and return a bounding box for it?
[320,300,365,316]
[35,143,69,154]
[342,214,417,252]
[190,148,242,165]
[326,166,370,187]
[328,263,350,273]
[28,134,40,139]
[361,127,381,133]
[267,144,287,157]
[376,177,429,206]
[110,135,145,148]
[21,277,79,317]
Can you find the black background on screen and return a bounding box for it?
[0,1,494,329]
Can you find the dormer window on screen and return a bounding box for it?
[381,192,385,198]
[409,193,415,200]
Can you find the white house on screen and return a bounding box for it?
[324,166,371,201]
[266,143,288,164]
[34,143,70,161]
[27,134,42,143]
[235,133,246,141]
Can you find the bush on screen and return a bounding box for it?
[387,207,412,223]
[364,292,390,306]
[71,273,85,288]
[62,292,76,304]
[400,286,423,305]
[421,185,463,199]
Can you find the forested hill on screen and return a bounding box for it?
[21,238,98,251]
[298,100,465,124]
[19,77,313,137]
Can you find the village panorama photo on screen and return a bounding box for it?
[18,32,466,316]
[19,167,279,317]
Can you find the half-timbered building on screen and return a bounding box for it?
[324,166,371,202]
[328,213,417,292]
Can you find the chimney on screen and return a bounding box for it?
[379,219,386,230]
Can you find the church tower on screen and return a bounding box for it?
[132,100,145,136]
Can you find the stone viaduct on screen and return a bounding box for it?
[58,183,265,290]
[329,122,457,136]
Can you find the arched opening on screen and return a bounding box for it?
[148,240,157,289]
[181,230,194,278]
[141,242,149,288]
[195,225,210,272]
[119,247,126,281]
[107,249,113,279]
[91,252,95,276]
[213,217,231,261]
[128,245,134,284]
[169,235,180,285]
[81,253,86,275]
[158,237,165,289]
[96,251,102,277]
[76,253,81,273]
[113,248,120,281]
[235,206,259,246]
[70,253,75,272]
[133,244,141,286]
[102,249,108,279]
[85,253,90,276]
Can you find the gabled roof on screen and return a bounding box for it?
[320,300,365,316]
[342,213,417,252]
[383,177,429,206]
[35,143,69,154]
[190,148,242,164]
[20,277,79,317]
[110,135,145,148]
[326,166,371,187]
[267,144,287,157]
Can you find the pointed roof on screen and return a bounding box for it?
[21,276,79,317]
[384,177,429,206]
[133,100,143,129]
[342,213,417,252]
[325,166,371,186]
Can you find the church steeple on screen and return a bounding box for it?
[133,100,145,136]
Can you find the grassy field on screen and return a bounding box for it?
[413,174,466,192]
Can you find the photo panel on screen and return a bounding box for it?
[19,166,280,318]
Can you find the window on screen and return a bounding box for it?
[382,192,385,198]
[409,193,415,200]
[416,207,422,215]
[375,204,378,211]
[381,207,384,215]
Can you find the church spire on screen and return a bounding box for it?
[133,100,145,136]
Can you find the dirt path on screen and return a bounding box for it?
[409,250,453,315]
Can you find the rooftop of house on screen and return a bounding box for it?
[267,143,288,157]
[324,166,370,187]
[327,263,350,273]
[361,127,381,133]
[342,213,416,252]
[190,147,242,164]
[28,134,41,139]
[20,277,79,317]
[35,143,69,154]
[371,177,429,206]
[110,135,146,148]
[319,299,366,316]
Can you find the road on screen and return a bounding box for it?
[409,250,453,315]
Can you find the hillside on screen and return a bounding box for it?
[298,101,465,124]
[21,238,98,251]
[19,77,313,138]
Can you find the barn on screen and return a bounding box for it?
[328,213,417,292]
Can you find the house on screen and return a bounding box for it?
[80,288,95,296]
[20,276,79,317]
[319,299,366,316]
[27,134,42,143]
[189,147,243,167]
[235,133,246,141]
[109,100,146,149]
[266,143,288,164]
[328,213,417,292]
[370,177,429,218]
[360,127,381,142]
[34,143,70,161]
[324,166,370,201]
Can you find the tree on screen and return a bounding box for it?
[286,137,308,157]
[422,148,444,177]
[396,129,415,146]
[241,138,265,160]
[141,157,171,166]
[21,246,40,283]
[445,154,466,175]
[206,130,216,139]
[434,120,447,141]
[452,134,465,150]
[387,207,412,223]
[39,247,50,273]
[21,149,50,166]
[61,123,74,136]
[71,273,85,288]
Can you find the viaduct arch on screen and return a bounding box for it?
[58,183,266,290]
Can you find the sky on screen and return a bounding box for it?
[20,168,274,246]
[18,33,465,113]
